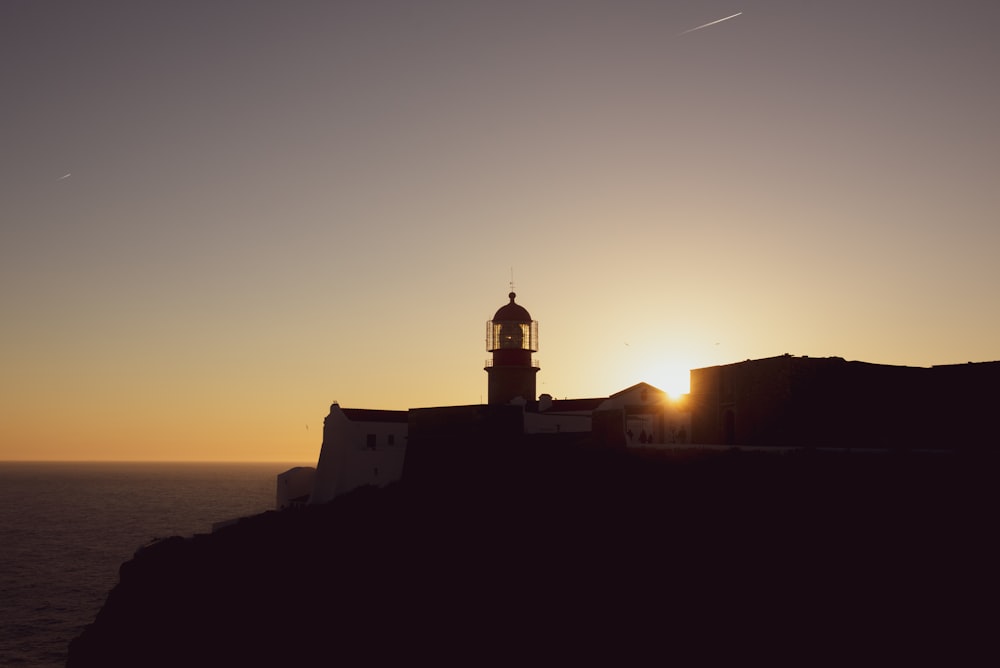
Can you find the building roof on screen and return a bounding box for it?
[539,397,606,412]
[492,292,532,322]
[340,408,409,423]
[607,382,666,399]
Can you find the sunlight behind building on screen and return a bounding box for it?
[646,360,692,398]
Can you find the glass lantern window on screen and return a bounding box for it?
[487,320,537,351]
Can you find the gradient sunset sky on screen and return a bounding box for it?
[3,1,998,462]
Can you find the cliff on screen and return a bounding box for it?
[68,447,988,666]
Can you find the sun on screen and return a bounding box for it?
[647,360,692,398]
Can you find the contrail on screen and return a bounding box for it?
[57,173,72,181]
[679,11,742,35]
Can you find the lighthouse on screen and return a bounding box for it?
[485,292,539,404]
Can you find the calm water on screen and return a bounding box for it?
[0,461,305,667]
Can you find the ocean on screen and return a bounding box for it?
[0,461,305,667]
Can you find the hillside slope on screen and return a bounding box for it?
[67,448,989,666]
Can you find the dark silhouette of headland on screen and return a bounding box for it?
[67,292,996,666]
[67,445,991,666]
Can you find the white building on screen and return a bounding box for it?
[276,466,316,510]
[306,405,409,505]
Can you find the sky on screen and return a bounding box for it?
[2,0,998,462]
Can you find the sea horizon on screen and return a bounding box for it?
[0,459,314,465]
[0,460,304,667]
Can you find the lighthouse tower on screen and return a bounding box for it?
[485,292,539,405]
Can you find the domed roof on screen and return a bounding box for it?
[492,292,532,321]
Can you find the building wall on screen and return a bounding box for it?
[690,355,1000,451]
[276,466,316,510]
[309,405,409,505]
[690,356,797,446]
[925,362,1000,448]
[402,404,526,490]
[524,411,592,434]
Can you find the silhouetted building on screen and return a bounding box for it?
[295,291,691,506]
[296,292,998,508]
[484,292,539,405]
[402,403,527,490]
[690,355,1000,453]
